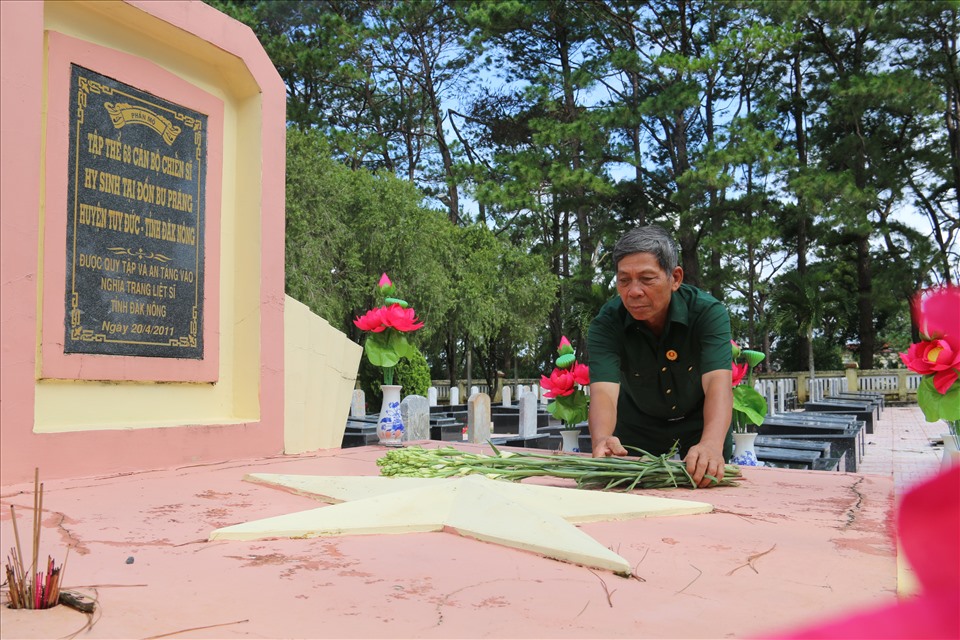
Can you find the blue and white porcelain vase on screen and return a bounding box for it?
[732,432,762,466]
[559,427,581,453]
[377,384,405,446]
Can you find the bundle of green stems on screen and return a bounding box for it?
[377,443,742,490]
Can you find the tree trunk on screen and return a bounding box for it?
[856,234,875,368]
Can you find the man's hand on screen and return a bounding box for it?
[683,442,726,488]
[592,435,628,458]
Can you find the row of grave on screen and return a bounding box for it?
[343,387,884,474]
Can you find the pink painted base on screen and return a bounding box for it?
[0,0,287,486]
[0,443,900,639]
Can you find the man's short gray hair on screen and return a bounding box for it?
[612,225,679,273]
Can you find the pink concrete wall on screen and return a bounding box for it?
[0,1,287,484]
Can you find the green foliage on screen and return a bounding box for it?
[357,347,430,411]
[212,0,957,385]
[364,331,416,369]
[284,126,453,340]
[769,332,845,372]
[733,386,768,428]
[395,347,432,398]
[546,393,589,427]
[732,345,768,430]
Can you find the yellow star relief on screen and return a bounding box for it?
[210,474,713,574]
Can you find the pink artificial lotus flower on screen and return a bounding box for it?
[731,361,749,387]
[571,361,590,386]
[541,362,590,398]
[379,273,393,290]
[380,303,423,332]
[913,285,960,340]
[900,339,960,394]
[353,304,423,333]
[900,285,960,394]
[353,307,387,332]
[540,368,578,398]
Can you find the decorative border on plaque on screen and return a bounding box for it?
[40,31,223,382]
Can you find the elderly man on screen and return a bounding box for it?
[587,225,734,487]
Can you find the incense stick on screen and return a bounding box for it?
[3,469,64,610]
[10,505,26,594]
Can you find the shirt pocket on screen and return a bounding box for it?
[670,362,702,409]
[623,370,660,406]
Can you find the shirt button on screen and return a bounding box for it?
[666,389,672,395]
[671,405,677,411]
[688,366,693,371]
[661,367,667,372]
[634,373,640,377]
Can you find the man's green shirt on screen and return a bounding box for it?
[587,283,732,451]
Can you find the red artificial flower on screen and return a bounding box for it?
[913,286,960,340]
[380,303,423,332]
[571,361,590,386]
[900,338,960,394]
[731,361,749,387]
[900,286,960,394]
[354,304,423,333]
[540,368,578,398]
[353,307,387,332]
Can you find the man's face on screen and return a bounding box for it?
[615,252,683,326]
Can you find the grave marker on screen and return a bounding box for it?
[518,393,538,438]
[400,395,430,441]
[350,389,366,417]
[467,392,491,444]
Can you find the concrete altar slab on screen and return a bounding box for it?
[0,442,899,640]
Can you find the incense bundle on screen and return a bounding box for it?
[3,469,66,609]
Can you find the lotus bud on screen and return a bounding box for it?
[378,273,396,296]
[558,336,574,356]
[730,340,741,359]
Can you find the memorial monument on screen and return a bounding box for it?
[0,0,361,485]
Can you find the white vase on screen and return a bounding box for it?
[559,428,581,453]
[941,433,960,470]
[732,432,762,466]
[377,385,405,446]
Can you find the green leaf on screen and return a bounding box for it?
[741,350,766,368]
[917,377,960,422]
[733,386,768,425]
[546,392,589,426]
[365,333,401,368]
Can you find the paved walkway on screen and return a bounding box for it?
[854,405,947,497]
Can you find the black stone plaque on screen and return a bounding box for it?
[64,65,206,359]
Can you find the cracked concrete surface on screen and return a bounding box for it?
[0,443,902,639]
